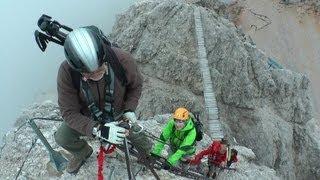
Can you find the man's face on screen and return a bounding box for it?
[174,118,186,130]
[82,63,107,81]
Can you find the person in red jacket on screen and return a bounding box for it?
[189,139,237,179]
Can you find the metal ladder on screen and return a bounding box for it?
[194,7,224,140]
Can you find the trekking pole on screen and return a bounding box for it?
[118,122,135,180]
[123,137,135,180]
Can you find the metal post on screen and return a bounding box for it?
[28,119,68,172]
[123,138,135,180]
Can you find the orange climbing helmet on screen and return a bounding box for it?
[173,107,190,121]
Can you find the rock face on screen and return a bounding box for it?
[0,102,279,179]
[283,0,320,12]
[110,0,318,179]
[0,0,318,179]
[186,0,243,24]
[282,0,302,4]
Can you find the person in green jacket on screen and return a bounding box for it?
[151,107,197,170]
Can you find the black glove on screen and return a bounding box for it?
[162,160,172,170]
[118,121,131,130]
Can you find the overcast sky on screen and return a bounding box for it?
[0,0,134,144]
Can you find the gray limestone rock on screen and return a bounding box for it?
[0,0,318,179]
[110,0,318,179]
[0,102,279,179]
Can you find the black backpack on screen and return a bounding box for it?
[172,113,204,142]
[191,113,204,141]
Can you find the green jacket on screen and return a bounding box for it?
[152,117,196,166]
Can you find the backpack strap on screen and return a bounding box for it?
[70,68,81,91]
[227,146,232,161]
[80,79,104,123]
[171,120,196,145]
[103,65,115,123]
[76,63,116,124]
[104,46,127,86]
[69,60,119,124]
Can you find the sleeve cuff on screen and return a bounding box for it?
[86,121,99,138]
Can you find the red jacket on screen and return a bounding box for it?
[190,141,227,166]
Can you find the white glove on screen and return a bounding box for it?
[93,122,126,144]
[123,111,137,124]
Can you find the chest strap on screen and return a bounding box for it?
[80,64,115,124]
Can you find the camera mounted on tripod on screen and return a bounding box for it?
[34,14,73,51]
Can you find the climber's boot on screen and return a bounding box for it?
[66,145,93,174]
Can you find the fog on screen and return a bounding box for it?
[0,0,134,144]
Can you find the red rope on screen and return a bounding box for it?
[97,145,116,180]
[103,145,116,154]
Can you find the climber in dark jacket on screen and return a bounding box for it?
[54,26,152,174]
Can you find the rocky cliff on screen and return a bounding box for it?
[110,0,319,179]
[0,102,279,179]
[0,0,318,179]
